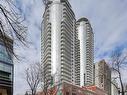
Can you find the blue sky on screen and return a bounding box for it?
[12,0,127,94]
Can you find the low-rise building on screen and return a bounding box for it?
[37,82,95,95]
[82,85,107,95]
[0,35,13,95]
[37,82,110,95]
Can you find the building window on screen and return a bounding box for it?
[66,92,69,95]
[72,93,76,95]
[101,75,103,83]
[0,44,12,63]
[84,74,85,85]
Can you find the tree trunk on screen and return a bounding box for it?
[119,72,124,95]
[31,90,35,95]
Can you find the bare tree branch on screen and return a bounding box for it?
[110,50,127,95]
[0,0,27,59]
[25,62,41,95]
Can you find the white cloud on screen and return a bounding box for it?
[14,45,40,95]
[70,0,127,61]
[68,0,127,66]
[13,0,44,94]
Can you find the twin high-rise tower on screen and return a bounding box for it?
[76,18,94,86]
[41,0,94,87]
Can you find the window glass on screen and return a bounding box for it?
[0,62,12,73]
[66,92,69,95]
[0,44,12,64]
[101,75,103,83]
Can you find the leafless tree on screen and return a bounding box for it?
[95,52,127,95]
[41,71,60,95]
[0,0,27,58]
[94,59,123,95]
[25,62,41,95]
[110,50,127,95]
[39,65,61,95]
[25,62,54,95]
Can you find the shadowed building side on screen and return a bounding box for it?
[0,35,13,95]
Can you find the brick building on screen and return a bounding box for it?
[37,82,108,95]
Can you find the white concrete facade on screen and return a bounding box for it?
[41,0,94,87]
[42,0,77,86]
[76,18,94,86]
[50,0,62,82]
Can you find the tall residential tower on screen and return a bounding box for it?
[76,18,94,86]
[41,0,77,86]
[41,0,94,87]
[95,60,111,95]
